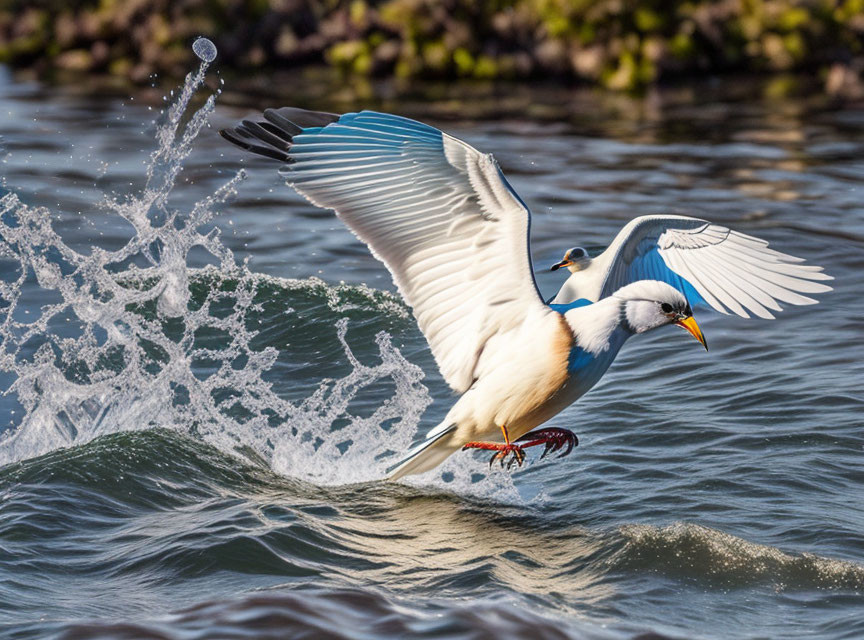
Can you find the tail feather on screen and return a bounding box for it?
[386,423,458,481]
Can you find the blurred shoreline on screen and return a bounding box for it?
[3,59,861,129]
[1,0,863,98]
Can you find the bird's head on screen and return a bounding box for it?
[616,280,707,350]
[550,247,591,273]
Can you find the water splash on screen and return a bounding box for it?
[0,44,416,482]
[0,40,523,499]
[192,37,217,64]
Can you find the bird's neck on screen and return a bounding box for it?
[552,275,583,305]
[561,296,632,356]
[552,258,602,304]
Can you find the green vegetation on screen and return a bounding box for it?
[1,0,862,93]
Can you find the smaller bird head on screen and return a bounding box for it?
[618,281,708,350]
[550,247,591,273]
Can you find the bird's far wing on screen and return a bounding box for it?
[221,109,547,393]
[593,215,832,319]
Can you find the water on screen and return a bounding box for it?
[0,48,863,639]
[192,37,217,64]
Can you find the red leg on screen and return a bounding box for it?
[462,425,526,469]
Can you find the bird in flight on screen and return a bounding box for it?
[220,108,830,480]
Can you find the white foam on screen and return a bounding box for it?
[0,47,532,502]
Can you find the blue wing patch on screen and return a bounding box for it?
[297,111,442,141]
[548,299,598,373]
[567,346,594,373]
[549,298,593,314]
[628,242,705,307]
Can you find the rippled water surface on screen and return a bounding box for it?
[1,57,863,640]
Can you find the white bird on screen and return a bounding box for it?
[220,108,828,480]
[548,215,832,317]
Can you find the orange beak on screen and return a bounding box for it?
[674,315,708,351]
[550,259,572,272]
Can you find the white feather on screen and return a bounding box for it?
[553,214,832,318]
[284,115,548,393]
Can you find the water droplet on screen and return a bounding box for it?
[192,37,217,63]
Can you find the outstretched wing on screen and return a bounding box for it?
[586,215,832,319]
[221,109,547,392]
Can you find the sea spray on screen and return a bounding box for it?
[0,39,524,500]
[192,37,218,64]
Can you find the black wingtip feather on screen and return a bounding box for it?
[219,128,290,162]
[220,107,341,163]
[238,120,292,152]
[262,110,303,136]
[258,120,294,142]
[265,107,339,129]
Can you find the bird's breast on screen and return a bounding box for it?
[458,311,571,432]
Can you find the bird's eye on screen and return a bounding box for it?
[661,302,673,313]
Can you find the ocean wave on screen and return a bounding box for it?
[0,52,426,490]
[55,586,624,640]
[5,429,859,639]
[616,522,864,591]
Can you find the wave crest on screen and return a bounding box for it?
[0,53,429,486]
[617,522,864,591]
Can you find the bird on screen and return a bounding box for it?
[219,108,828,480]
[547,216,832,317]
